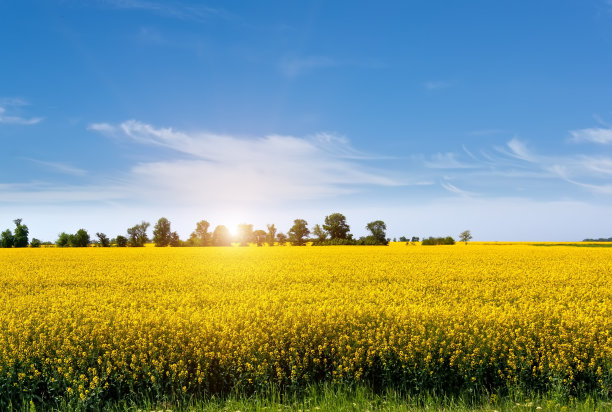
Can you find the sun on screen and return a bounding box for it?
[214,212,249,238]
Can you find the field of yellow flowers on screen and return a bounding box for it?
[0,244,610,408]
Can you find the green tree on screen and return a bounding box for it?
[30,238,41,248]
[153,217,172,247]
[56,232,70,247]
[312,224,327,242]
[189,220,211,246]
[323,213,350,240]
[0,229,14,248]
[276,232,287,246]
[71,229,90,247]
[266,224,277,246]
[459,230,473,244]
[212,225,232,246]
[116,235,128,247]
[13,218,29,248]
[253,229,267,246]
[127,221,150,247]
[236,223,254,246]
[366,220,387,245]
[169,231,181,247]
[422,236,455,245]
[288,219,310,246]
[96,232,110,247]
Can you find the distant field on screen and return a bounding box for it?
[0,244,610,410]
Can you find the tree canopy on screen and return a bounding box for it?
[0,229,14,248]
[323,213,350,240]
[236,223,254,247]
[127,221,150,247]
[153,217,173,247]
[212,225,232,246]
[13,218,29,248]
[253,229,267,246]
[366,220,387,245]
[115,235,128,247]
[96,232,110,247]
[189,220,211,247]
[459,230,473,244]
[276,232,287,246]
[312,224,327,242]
[71,229,91,247]
[288,219,310,246]
[266,224,277,246]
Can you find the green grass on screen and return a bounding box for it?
[9,385,612,412]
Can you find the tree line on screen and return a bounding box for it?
[0,219,40,248]
[0,216,473,248]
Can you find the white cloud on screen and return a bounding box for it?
[0,106,42,125]
[87,122,117,133]
[5,121,612,241]
[505,138,535,162]
[569,127,612,144]
[87,120,404,205]
[89,124,612,201]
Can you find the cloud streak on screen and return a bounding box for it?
[0,106,42,125]
[88,120,405,205]
[98,0,229,22]
[569,127,612,144]
[23,158,88,177]
[5,120,612,221]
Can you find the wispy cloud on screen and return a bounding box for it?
[424,81,450,90]
[23,158,88,177]
[88,123,116,133]
[0,99,42,125]
[505,138,535,161]
[279,56,338,78]
[415,133,612,198]
[569,127,612,144]
[88,120,405,205]
[98,0,230,22]
[0,97,28,106]
[424,152,479,169]
[0,182,126,203]
[440,180,475,197]
[486,137,612,194]
[549,165,612,194]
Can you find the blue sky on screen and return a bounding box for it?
[2,0,612,241]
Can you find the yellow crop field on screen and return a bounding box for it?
[0,244,610,408]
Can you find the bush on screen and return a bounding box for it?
[312,236,388,246]
[421,236,455,245]
[312,238,357,246]
[115,235,128,247]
